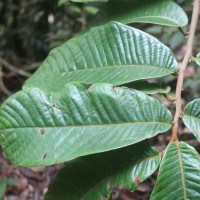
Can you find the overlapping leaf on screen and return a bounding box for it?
[24,22,178,92]
[45,142,161,200]
[182,99,200,142]
[151,142,200,200]
[0,83,172,166]
[123,80,171,95]
[92,0,188,27]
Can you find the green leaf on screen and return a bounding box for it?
[45,142,161,200]
[84,6,99,15]
[123,80,171,95]
[0,180,6,200]
[92,0,188,27]
[182,99,200,142]
[58,0,107,6]
[0,83,172,166]
[5,178,19,186]
[196,58,200,66]
[151,142,200,200]
[195,52,200,66]
[24,22,178,92]
[68,5,81,14]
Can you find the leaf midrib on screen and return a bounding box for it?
[183,113,200,121]
[40,64,176,74]
[176,142,187,200]
[0,121,172,130]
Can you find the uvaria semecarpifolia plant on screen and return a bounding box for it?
[0,0,199,199]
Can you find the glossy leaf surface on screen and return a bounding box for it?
[0,83,172,166]
[24,22,178,92]
[45,142,161,200]
[151,142,200,200]
[93,0,188,27]
[123,80,171,95]
[182,99,200,142]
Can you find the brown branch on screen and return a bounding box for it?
[0,57,31,77]
[3,62,41,78]
[170,0,200,143]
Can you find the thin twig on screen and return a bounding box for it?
[170,0,200,143]
[3,62,40,78]
[0,57,31,77]
[0,66,12,96]
[22,62,41,71]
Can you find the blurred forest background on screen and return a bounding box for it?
[0,0,200,199]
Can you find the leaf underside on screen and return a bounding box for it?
[182,99,200,142]
[45,142,161,200]
[24,22,178,92]
[151,142,200,200]
[92,0,188,27]
[0,83,172,166]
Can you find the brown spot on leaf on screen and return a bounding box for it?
[51,104,57,108]
[112,86,116,90]
[40,128,45,135]
[135,175,142,185]
[87,85,93,91]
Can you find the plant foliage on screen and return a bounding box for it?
[183,99,200,142]
[45,142,161,200]
[195,52,200,65]
[24,22,178,91]
[151,142,200,199]
[0,83,172,166]
[0,0,199,199]
[92,0,188,27]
